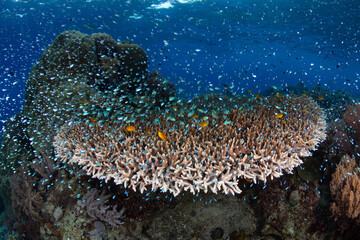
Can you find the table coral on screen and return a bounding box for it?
[54,94,326,196]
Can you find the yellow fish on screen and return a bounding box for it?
[247,89,252,93]
[126,126,135,132]
[275,113,283,118]
[158,131,166,141]
[192,114,199,119]
[276,93,281,98]
[302,93,307,96]
[318,96,323,100]
[199,122,208,127]
[90,117,97,122]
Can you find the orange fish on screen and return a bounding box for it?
[302,93,307,96]
[276,93,281,98]
[172,105,178,109]
[158,131,166,141]
[199,122,208,127]
[247,89,252,93]
[126,126,135,131]
[90,117,97,122]
[192,114,199,119]
[318,96,323,100]
[255,94,261,100]
[275,113,283,118]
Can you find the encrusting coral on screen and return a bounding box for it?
[54,94,326,196]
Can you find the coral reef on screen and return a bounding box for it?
[343,104,360,159]
[10,172,43,220]
[54,94,326,196]
[146,194,257,239]
[78,189,125,227]
[22,30,153,151]
[5,30,356,240]
[330,155,360,231]
[319,103,360,162]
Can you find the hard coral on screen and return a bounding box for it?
[22,30,149,151]
[54,94,326,197]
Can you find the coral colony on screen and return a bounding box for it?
[0,30,359,239]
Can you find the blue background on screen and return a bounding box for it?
[1,0,359,132]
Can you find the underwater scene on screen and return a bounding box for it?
[0,0,360,239]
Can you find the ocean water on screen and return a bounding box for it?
[0,0,360,239]
[1,0,359,132]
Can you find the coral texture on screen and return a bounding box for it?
[78,189,125,227]
[343,103,360,158]
[54,95,326,196]
[22,30,149,151]
[330,155,360,222]
[10,170,43,220]
[321,103,360,161]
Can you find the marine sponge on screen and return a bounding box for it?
[54,94,326,196]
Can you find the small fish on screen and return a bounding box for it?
[255,94,261,100]
[247,89,252,93]
[302,93,307,96]
[192,114,199,119]
[318,96,323,100]
[276,93,281,98]
[90,117,97,122]
[282,120,286,124]
[275,113,284,118]
[199,122,208,127]
[85,24,97,30]
[126,126,135,131]
[172,105,178,109]
[158,131,166,141]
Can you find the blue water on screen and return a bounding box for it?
[1,0,359,132]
